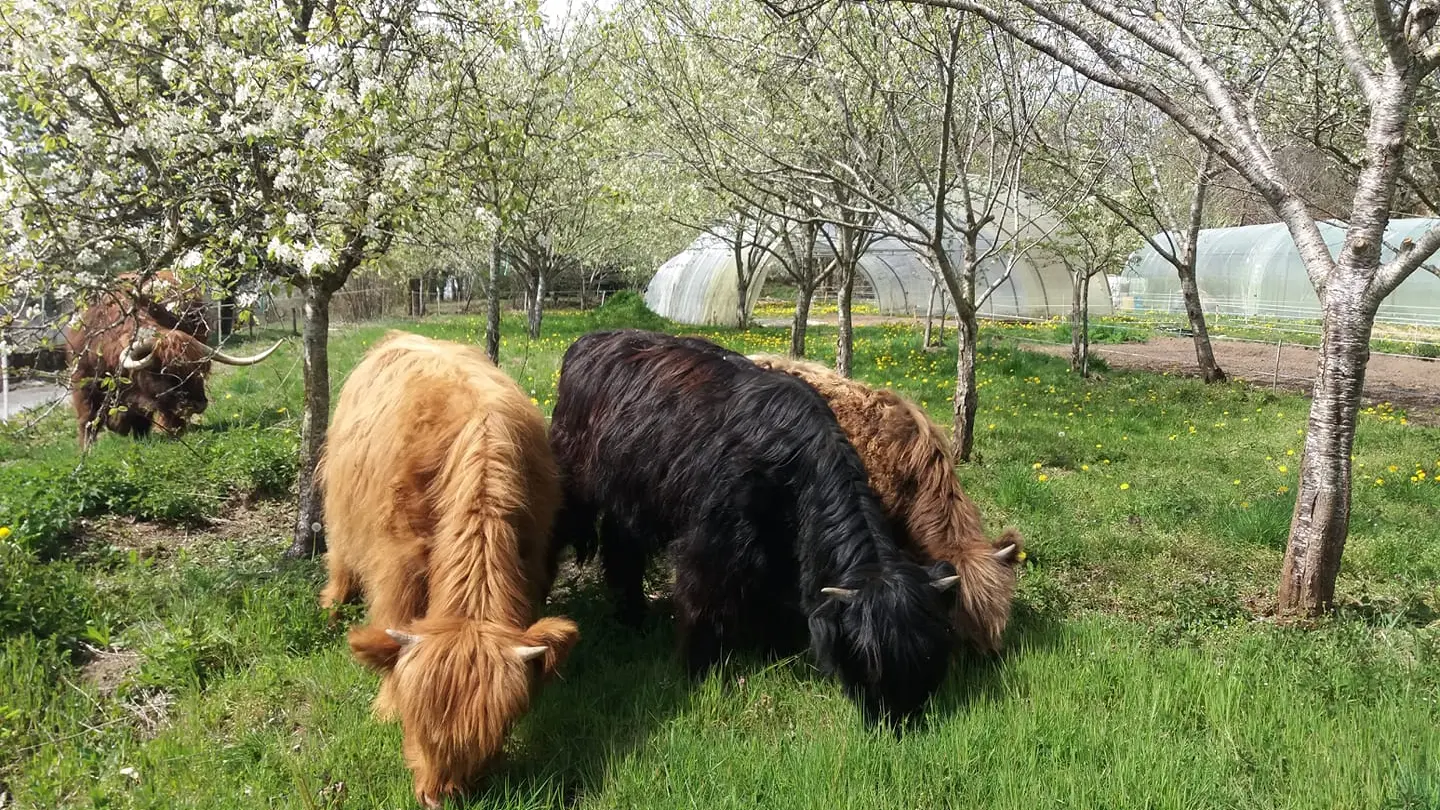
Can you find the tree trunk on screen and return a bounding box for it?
[836,258,855,377]
[790,283,813,358]
[486,242,501,363]
[1278,278,1376,615]
[526,269,545,339]
[286,282,333,559]
[1070,271,1086,375]
[408,277,422,317]
[218,292,237,341]
[1179,150,1226,383]
[952,307,979,462]
[923,280,938,347]
[1079,270,1091,377]
[734,241,751,329]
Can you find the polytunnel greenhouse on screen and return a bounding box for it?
[1121,218,1440,326]
[645,186,1114,327]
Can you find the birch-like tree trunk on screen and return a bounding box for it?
[485,240,501,363]
[835,256,856,376]
[1069,269,1091,376]
[952,299,979,461]
[1280,275,1376,611]
[922,280,939,347]
[526,267,545,339]
[1178,151,1225,382]
[286,281,333,558]
[789,282,813,358]
[732,231,752,329]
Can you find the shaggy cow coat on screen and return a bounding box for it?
[749,354,1024,654]
[549,330,957,724]
[64,278,280,449]
[319,332,579,808]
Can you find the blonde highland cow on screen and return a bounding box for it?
[320,332,579,807]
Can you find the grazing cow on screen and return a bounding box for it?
[116,270,212,343]
[549,330,958,724]
[64,285,281,449]
[748,355,1024,654]
[319,332,579,808]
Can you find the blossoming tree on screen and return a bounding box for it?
[0,0,518,557]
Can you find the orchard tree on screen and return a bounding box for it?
[0,0,513,557]
[861,0,1440,614]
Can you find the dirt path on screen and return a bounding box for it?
[1028,337,1440,423]
[758,313,1440,422]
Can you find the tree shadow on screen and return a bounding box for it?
[459,569,692,809]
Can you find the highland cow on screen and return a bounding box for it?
[748,354,1024,654]
[64,288,280,449]
[549,330,958,724]
[319,332,579,808]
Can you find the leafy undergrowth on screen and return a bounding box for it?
[2,310,1438,808]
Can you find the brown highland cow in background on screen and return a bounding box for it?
[319,332,578,808]
[749,354,1023,654]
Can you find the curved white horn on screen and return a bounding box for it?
[209,339,284,366]
[385,628,421,649]
[120,339,158,371]
[821,586,858,603]
[991,544,1018,560]
[931,575,961,591]
[513,645,549,662]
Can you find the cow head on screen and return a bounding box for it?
[118,329,283,435]
[349,616,579,808]
[813,562,959,726]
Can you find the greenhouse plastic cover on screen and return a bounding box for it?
[1122,218,1440,325]
[645,186,1114,327]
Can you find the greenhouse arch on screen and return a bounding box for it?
[646,189,1114,327]
[1121,218,1440,326]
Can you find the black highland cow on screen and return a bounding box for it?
[549,330,959,723]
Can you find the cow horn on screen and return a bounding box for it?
[931,575,961,591]
[513,645,549,662]
[385,628,421,650]
[821,586,858,603]
[120,338,158,371]
[208,339,284,366]
[991,544,1018,561]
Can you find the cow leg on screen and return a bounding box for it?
[73,386,102,449]
[599,512,649,629]
[671,519,759,679]
[319,558,360,618]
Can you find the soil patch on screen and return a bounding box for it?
[77,498,293,561]
[1027,336,1440,425]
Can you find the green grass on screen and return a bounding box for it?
[2,304,1439,809]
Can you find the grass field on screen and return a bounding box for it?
[3,299,1439,809]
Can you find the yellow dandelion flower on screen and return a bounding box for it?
[1119,482,1130,490]
[1277,486,1289,494]
[1032,462,1042,470]
[1233,479,1241,485]
[1038,474,1049,482]
[1240,501,1251,508]
[0,526,10,540]
[1388,465,1399,473]
[1278,465,1288,473]
[1375,478,1385,486]
[1081,465,1090,471]
[1286,449,1295,456]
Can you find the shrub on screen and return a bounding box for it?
[585,290,669,331]
[0,542,97,641]
[1055,321,1149,345]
